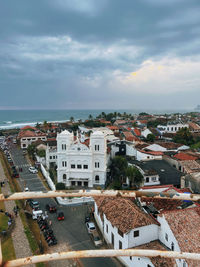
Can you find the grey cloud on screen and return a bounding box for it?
[0,0,200,109]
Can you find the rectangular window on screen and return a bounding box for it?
[71,164,75,169]
[95,162,100,168]
[151,176,157,181]
[50,156,52,159]
[106,224,108,233]
[146,177,149,183]
[62,144,66,150]
[77,164,82,169]
[95,145,100,151]
[62,161,67,167]
[83,165,88,169]
[111,233,114,246]
[130,256,132,261]
[119,241,122,249]
[118,229,124,237]
[134,230,139,237]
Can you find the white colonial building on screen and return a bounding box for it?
[56,130,107,188]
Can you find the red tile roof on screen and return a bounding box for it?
[174,152,198,161]
[21,125,37,131]
[107,126,119,131]
[134,240,176,267]
[161,207,200,267]
[133,128,141,136]
[94,197,159,234]
[123,131,135,142]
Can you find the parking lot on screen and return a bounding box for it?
[4,141,121,267]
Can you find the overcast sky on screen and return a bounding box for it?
[1,0,200,110]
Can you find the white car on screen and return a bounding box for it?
[29,166,38,174]
[86,222,96,233]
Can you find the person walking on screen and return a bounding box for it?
[49,220,52,226]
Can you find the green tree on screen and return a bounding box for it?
[109,156,128,183]
[173,127,194,146]
[146,133,155,142]
[70,116,74,123]
[36,149,46,158]
[88,114,93,120]
[35,123,41,129]
[126,165,143,188]
[27,144,36,158]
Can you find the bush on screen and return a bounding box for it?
[56,183,65,190]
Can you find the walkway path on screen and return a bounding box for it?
[0,159,35,267]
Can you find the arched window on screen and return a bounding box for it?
[63,174,67,182]
[95,175,99,182]
[171,242,174,251]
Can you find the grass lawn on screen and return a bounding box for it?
[2,237,16,261]
[0,213,9,231]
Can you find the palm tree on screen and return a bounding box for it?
[88,114,93,120]
[70,116,74,123]
[126,165,144,188]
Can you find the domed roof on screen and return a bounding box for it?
[91,131,104,136]
[59,130,72,136]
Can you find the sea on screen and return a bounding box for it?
[0,109,194,130]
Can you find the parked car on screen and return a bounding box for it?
[57,211,64,221]
[32,210,43,220]
[86,222,96,233]
[91,231,103,246]
[12,170,19,178]
[46,204,57,213]
[29,166,38,174]
[28,199,40,210]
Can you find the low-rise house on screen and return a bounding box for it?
[145,142,189,152]
[189,122,200,133]
[94,197,160,267]
[136,149,163,161]
[94,196,200,266]
[131,160,183,187]
[18,129,47,149]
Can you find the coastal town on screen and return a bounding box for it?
[0,111,200,266]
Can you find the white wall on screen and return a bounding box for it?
[136,150,162,161]
[157,215,187,267]
[126,144,137,157]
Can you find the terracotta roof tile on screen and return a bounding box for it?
[94,197,159,234]
[174,152,198,161]
[162,208,200,267]
[134,240,176,267]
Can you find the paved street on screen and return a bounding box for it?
[8,143,121,267]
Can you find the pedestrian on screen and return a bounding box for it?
[16,205,19,211]
[49,220,52,226]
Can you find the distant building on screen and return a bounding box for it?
[18,129,47,149]
[157,123,188,133]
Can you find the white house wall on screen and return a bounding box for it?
[94,203,159,267]
[157,215,186,267]
[126,144,136,157]
[136,150,162,161]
